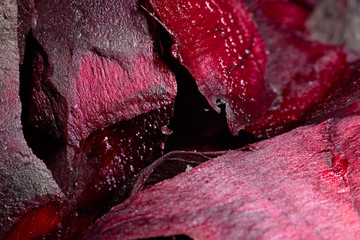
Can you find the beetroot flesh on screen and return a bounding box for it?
[6,203,62,240]
[149,0,273,136]
[247,0,360,136]
[82,115,360,240]
[258,0,312,29]
[0,1,64,239]
[303,60,360,124]
[11,0,179,238]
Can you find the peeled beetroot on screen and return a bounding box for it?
[0,1,64,239]
[27,0,177,147]
[4,0,360,239]
[151,0,349,138]
[82,115,360,239]
[18,0,177,238]
[149,0,272,135]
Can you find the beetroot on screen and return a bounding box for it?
[303,60,360,124]
[18,0,177,238]
[149,0,349,138]
[257,0,312,29]
[0,1,64,239]
[149,0,273,136]
[47,106,173,239]
[244,18,347,137]
[27,0,177,147]
[241,0,348,137]
[2,0,360,238]
[81,115,360,239]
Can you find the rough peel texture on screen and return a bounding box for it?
[28,0,177,147]
[0,1,64,239]
[18,0,178,238]
[149,0,271,135]
[82,115,360,240]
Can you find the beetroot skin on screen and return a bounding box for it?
[150,0,348,138]
[17,0,178,238]
[27,0,177,147]
[149,0,273,135]
[0,1,64,239]
[2,0,360,239]
[82,115,360,240]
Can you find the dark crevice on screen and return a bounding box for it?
[152,26,257,152]
[20,32,62,164]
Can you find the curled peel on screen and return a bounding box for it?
[149,0,272,135]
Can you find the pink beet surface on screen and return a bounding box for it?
[149,0,272,136]
[243,0,348,137]
[149,0,349,138]
[18,0,177,238]
[0,1,64,239]
[82,115,360,240]
[27,0,177,147]
[5,0,360,239]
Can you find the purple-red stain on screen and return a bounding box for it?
[332,153,348,177]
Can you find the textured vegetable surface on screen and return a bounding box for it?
[149,0,272,135]
[27,0,177,146]
[0,1,63,239]
[82,115,360,240]
[2,0,360,239]
[18,0,177,238]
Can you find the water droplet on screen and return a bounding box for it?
[205,1,214,12]
[171,44,180,59]
[160,125,173,135]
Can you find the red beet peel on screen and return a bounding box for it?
[0,1,64,239]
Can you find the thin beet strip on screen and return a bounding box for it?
[0,1,64,239]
